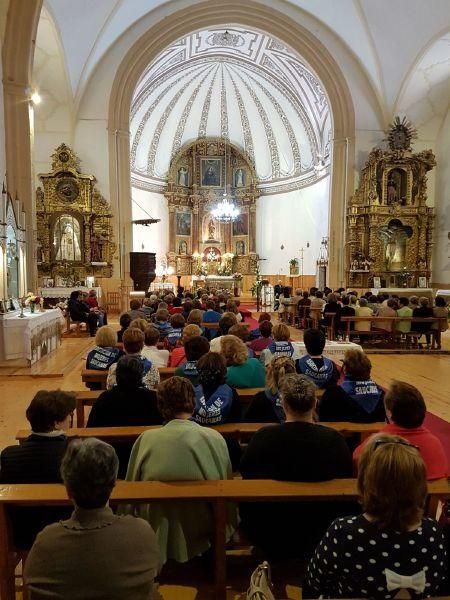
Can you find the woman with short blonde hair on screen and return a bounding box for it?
[305,434,447,598]
[221,335,265,388]
[245,356,296,422]
[86,326,122,389]
[187,308,203,326]
[259,322,296,365]
[129,318,148,333]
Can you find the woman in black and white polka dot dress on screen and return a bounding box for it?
[304,435,448,599]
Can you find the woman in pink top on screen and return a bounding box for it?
[353,381,448,480]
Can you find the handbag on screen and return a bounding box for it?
[247,561,276,600]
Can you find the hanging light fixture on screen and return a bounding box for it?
[211,133,239,222]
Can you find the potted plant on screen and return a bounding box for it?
[289,258,299,276]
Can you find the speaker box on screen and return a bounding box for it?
[129,252,156,291]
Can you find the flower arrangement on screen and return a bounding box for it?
[24,293,42,306]
[24,292,43,313]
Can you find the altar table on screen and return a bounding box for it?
[0,309,65,366]
[292,340,362,362]
[370,287,433,301]
[40,286,102,302]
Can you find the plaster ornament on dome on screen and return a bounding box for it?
[130,27,331,196]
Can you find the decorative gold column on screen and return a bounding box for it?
[192,194,200,253]
[168,205,176,253]
[249,205,257,253]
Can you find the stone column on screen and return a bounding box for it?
[192,194,200,253]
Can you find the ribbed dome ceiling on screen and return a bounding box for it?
[130,28,331,195]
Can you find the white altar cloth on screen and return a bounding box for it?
[292,340,362,362]
[370,287,433,300]
[0,309,65,366]
[40,286,102,301]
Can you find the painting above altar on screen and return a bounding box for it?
[165,138,259,277]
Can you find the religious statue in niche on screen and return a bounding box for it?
[177,167,188,187]
[386,168,407,205]
[90,233,103,262]
[234,168,246,188]
[235,240,245,255]
[387,179,398,204]
[232,213,248,236]
[178,240,188,255]
[176,212,191,236]
[53,214,82,261]
[379,219,413,272]
[207,219,216,240]
[201,158,221,187]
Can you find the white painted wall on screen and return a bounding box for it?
[131,187,169,265]
[0,58,5,183]
[32,8,73,184]
[433,108,450,286]
[257,177,330,276]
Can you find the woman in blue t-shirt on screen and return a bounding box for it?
[86,326,123,390]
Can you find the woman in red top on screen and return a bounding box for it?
[169,323,202,367]
[353,380,448,480]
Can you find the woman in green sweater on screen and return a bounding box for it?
[221,335,266,388]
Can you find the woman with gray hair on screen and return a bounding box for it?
[240,373,352,559]
[24,438,160,599]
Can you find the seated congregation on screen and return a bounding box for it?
[1,287,449,598]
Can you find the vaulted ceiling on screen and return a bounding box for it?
[44,0,450,117]
[130,29,331,194]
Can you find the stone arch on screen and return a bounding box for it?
[108,0,355,287]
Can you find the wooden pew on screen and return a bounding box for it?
[81,366,176,391]
[75,387,324,427]
[340,316,445,348]
[16,421,385,445]
[0,478,448,600]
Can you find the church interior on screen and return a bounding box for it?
[0,0,449,598]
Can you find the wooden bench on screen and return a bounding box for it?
[74,387,324,427]
[17,421,385,445]
[0,478,448,600]
[340,316,445,348]
[81,366,177,391]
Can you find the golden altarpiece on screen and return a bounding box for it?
[346,118,436,289]
[165,139,259,278]
[36,144,115,286]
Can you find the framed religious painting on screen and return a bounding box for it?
[201,158,222,188]
[418,276,427,288]
[176,211,191,236]
[373,276,381,289]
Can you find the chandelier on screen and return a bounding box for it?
[212,136,239,222]
[212,192,239,222]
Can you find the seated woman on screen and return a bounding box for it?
[141,325,169,367]
[153,308,172,340]
[117,312,132,343]
[0,390,76,547]
[248,320,273,353]
[129,318,149,333]
[297,291,311,329]
[259,323,296,365]
[244,356,296,422]
[240,374,352,558]
[85,289,107,326]
[221,335,266,388]
[169,323,202,367]
[353,381,448,480]
[296,328,339,389]
[304,434,448,599]
[68,290,98,336]
[413,296,434,348]
[192,352,241,425]
[248,312,272,341]
[432,295,449,349]
[106,327,160,390]
[164,313,185,350]
[125,377,237,565]
[321,292,341,336]
[174,335,210,385]
[25,438,160,600]
[209,314,238,352]
[192,352,242,468]
[228,323,255,357]
[86,326,123,390]
[318,348,386,423]
[87,356,163,477]
[186,308,206,336]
